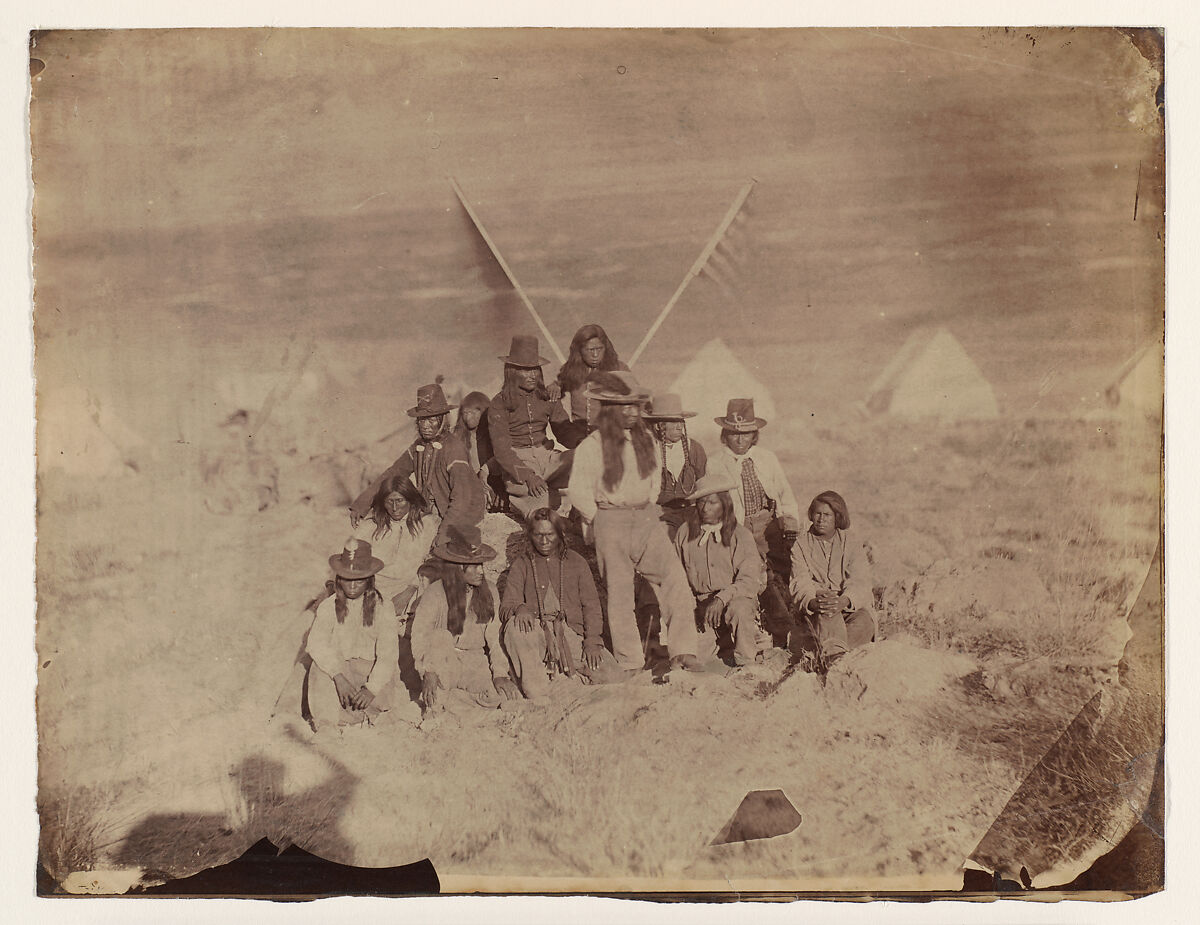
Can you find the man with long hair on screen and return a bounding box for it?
[349,382,484,547]
[488,335,573,518]
[409,525,521,711]
[674,476,765,668]
[356,475,437,614]
[567,371,703,673]
[644,392,707,538]
[451,390,504,511]
[553,323,628,449]
[500,507,623,700]
[304,538,403,731]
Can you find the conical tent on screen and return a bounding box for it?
[667,338,778,450]
[863,327,999,420]
[1103,344,1162,418]
[38,385,144,477]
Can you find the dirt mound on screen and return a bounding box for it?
[824,638,977,706]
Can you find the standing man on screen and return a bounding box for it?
[567,371,703,673]
[674,476,765,668]
[643,392,707,538]
[350,382,484,546]
[488,335,574,518]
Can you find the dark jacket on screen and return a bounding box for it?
[350,431,484,542]
[500,548,604,647]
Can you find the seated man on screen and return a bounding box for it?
[674,475,766,668]
[488,335,574,518]
[500,508,625,700]
[355,474,438,615]
[708,398,800,640]
[304,538,403,731]
[409,525,521,711]
[349,382,484,547]
[789,490,876,667]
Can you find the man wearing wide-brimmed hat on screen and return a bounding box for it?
[567,371,703,673]
[644,392,707,538]
[708,397,800,642]
[708,398,800,555]
[349,382,484,547]
[304,538,405,731]
[673,475,766,668]
[409,524,519,710]
[488,334,574,518]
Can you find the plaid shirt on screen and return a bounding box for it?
[738,455,769,517]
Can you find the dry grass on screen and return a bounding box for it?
[34,411,1161,887]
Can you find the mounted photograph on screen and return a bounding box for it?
[30,27,1164,899]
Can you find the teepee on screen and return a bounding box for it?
[862,327,999,420]
[668,338,778,449]
[1102,343,1162,419]
[38,385,144,477]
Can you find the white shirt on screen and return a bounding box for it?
[662,439,687,480]
[568,429,660,522]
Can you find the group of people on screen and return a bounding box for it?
[300,325,876,731]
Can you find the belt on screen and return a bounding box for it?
[596,501,651,511]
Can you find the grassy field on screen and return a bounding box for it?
[35,405,1160,890]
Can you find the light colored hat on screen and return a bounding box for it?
[329,538,385,579]
[714,397,767,431]
[582,370,651,404]
[499,334,551,368]
[643,393,696,420]
[685,474,739,501]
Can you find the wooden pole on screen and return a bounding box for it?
[449,176,566,365]
[628,178,756,368]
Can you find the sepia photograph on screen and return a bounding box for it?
[26,23,1166,903]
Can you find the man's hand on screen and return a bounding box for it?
[333,673,357,709]
[525,474,549,497]
[546,381,563,402]
[348,509,362,529]
[350,685,376,710]
[511,606,538,633]
[815,591,842,618]
[494,676,522,701]
[583,639,606,671]
[703,596,725,630]
[420,671,442,710]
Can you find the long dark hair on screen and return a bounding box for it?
[592,373,656,492]
[369,475,429,541]
[655,421,694,491]
[557,324,621,394]
[809,490,851,530]
[453,391,491,435]
[682,490,738,547]
[440,560,495,636]
[498,363,549,412]
[525,507,570,560]
[334,577,382,627]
